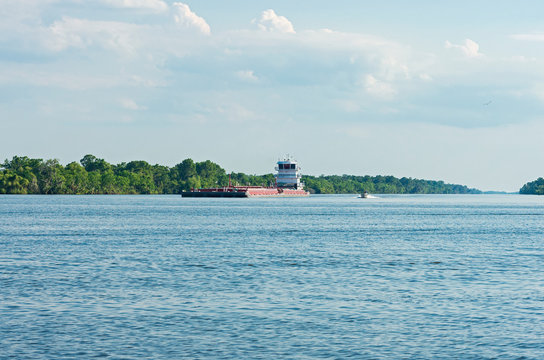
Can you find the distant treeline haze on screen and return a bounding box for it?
[0,155,482,195]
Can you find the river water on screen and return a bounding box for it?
[1,194,543,359]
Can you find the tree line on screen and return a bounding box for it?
[0,155,481,195]
[303,174,480,194]
[519,178,544,195]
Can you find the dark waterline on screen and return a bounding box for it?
[1,194,543,359]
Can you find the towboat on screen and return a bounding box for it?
[181,157,310,197]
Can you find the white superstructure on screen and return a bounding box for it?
[275,157,304,189]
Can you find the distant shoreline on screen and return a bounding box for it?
[0,193,522,196]
[1,155,483,195]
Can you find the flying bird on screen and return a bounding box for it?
[483,100,492,106]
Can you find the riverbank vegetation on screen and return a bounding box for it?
[519,178,544,195]
[0,155,481,194]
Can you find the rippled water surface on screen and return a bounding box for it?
[1,194,543,359]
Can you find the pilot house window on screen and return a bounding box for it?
[279,163,296,170]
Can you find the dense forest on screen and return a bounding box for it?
[0,155,481,195]
[519,178,544,195]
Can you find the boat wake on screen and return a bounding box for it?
[357,194,379,199]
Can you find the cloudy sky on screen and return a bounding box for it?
[1,0,544,191]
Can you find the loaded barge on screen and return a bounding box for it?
[181,158,310,198]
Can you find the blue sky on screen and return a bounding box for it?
[1,0,544,191]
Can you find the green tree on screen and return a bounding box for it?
[520,178,544,195]
[87,171,102,194]
[63,162,88,194]
[0,170,30,194]
[80,154,111,172]
[2,156,41,193]
[152,164,171,194]
[171,159,199,192]
[101,169,116,194]
[196,160,227,188]
[38,159,65,194]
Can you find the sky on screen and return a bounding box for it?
[1,0,544,191]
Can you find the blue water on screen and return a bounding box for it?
[1,194,543,359]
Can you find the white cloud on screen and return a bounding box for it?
[254,9,295,34]
[42,4,212,55]
[419,73,433,81]
[445,38,482,58]
[102,0,168,12]
[223,28,414,81]
[236,70,259,82]
[510,33,544,42]
[379,56,410,81]
[172,2,210,35]
[120,98,146,110]
[364,74,397,99]
[45,17,142,54]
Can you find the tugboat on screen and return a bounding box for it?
[181,157,310,197]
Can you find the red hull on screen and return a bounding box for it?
[182,186,309,197]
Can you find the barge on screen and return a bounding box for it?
[181,157,310,198]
